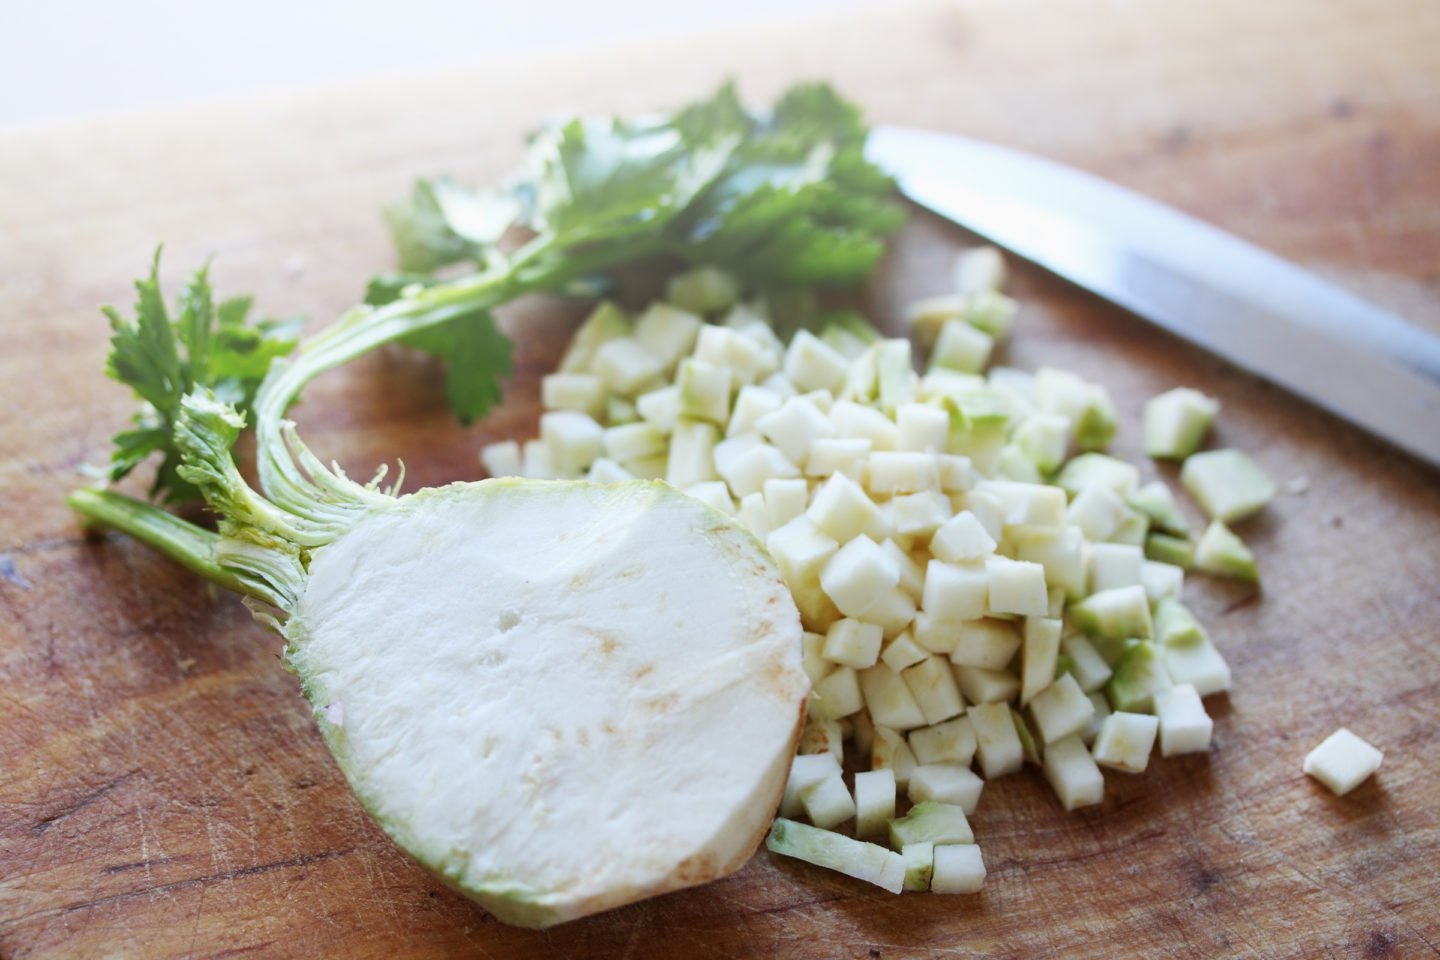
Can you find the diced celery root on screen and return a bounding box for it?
[495,261,1269,904]
[1303,729,1383,796]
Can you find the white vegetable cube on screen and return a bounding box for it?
[1090,542,1145,593]
[808,473,887,543]
[1072,584,1154,641]
[872,725,918,787]
[806,667,858,719]
[1155,684,1213,756]
[949,619,1021,670]
[1067,485,1129,542]
[968,702,1024,779]
[823,619,884,669]
[805,437,871,480]
[912,611,959,655]
[931,844,986,895]
[1092,712,1159,773]
[727,385,782,437]
[592,337,664,395]
[719,442,801,499]
[1161,637,1231,696]
[930,319,994,374]
[1020,616,1062,705]
[1181,449,1276,523]
[633,302,703,369]
[909,716,977,766]
[821,536,900,618]
[800,772,856,828]
[977,480,1068,529]
[799,719,845,760]
[936,454,975,493]
[954,665,1020,706]
[737,492,770,538]
[1303,728,1383,796]
[908,763,985,814]
[902,842,935,892]
[896,403,950,453]
[1144,387,1219,460]
[881,631,930,673]
[1141,560,1185,602]
[868,451,940,495]
[635,384,681,432]
[853,768,897,838]
[1061,634,1114,693]
[684,481,735,516]
[665,419,719,489]
[889,491,953,538]
[800,631,832,688]
[1012,413,1071,473]
[829,399,899,451]
[930,511,997,565]
[676,359,733,425]
[767,516,839,583]
[762,477,809,529]
[922,560,989,622]
[540,372,606,418]
[755,396,836,466]
[603,422,667,462]
[783,329,850,394]
[862,586,919,639]
[779,752,842,818]
[882,540,926,600]
[1013,525,1086,599]
[586,457,633,483]
[480,440,521,478]
[954,245,1007,295]
[694,324,771,385]
[540,411,605,474]
[765,819,905,894]
[986,556,1049,617]
[902,656,966,725]
[1043,734,1105,810]
[859,665,927,731]
[888,801,974,847]
[1028,673,1096,744]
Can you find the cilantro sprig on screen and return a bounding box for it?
[103,250,301,502]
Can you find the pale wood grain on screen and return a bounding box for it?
[2,1,1439,957]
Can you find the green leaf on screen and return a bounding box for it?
[101,249,300,502]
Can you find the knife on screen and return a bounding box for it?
[865,125,1440,469]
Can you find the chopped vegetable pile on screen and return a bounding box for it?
[482,248,1276,894]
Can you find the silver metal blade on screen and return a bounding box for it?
[867,125,1440,468]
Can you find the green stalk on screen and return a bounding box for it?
[67,487,251,596]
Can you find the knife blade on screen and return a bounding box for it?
[865,125,1440,468]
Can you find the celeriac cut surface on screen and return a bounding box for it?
[289,479,807,927]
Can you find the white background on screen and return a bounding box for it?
[0,0,864,127]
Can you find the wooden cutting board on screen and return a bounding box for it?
[3,1,1438,956]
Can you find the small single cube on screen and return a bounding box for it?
[822,537,901,619]
[969,702,1024,779]
[930,844,986,894]
[949,619,1021,671]
[1155,683,1213,756]
[986,556,1049,616]
[954,665,1021,706]
[785,329,850,394]
[909,716,978,767]
[1092,712,1159,773]
[1020,616,1063,706]
[896,403,950,453]
[902,842,935,892]
[480,440,521,478]
[888,800,973,848]
[883,541,926,600]
[728,385,783,437]
[890,491,953,538]
[1028,673,1097,744]
[1061,634,1114,693]
[676,359,733,425]
[1067,485,1129,542]
[902,656,967,726]
[800,772,855,829]
[808,472,888,544]
[922,560,989,622]
[859,665,927,731]
[1090,543,1144,593]
[809,666,864,721]
[593,337,664,395]
[881,631,931,673]
[806,437,872,480]
[1043,734,1104,811]
[908,762,984,815]
[823,619,884,670]
[767,516,839,583]
[868,451,941,495]
[798,719,844,760]
[853,768,897,838]
[1303,728,1383,796]
[1181,449,1275,523]
[930,511,998,564]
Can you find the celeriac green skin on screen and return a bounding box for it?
[286,479,807,928]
